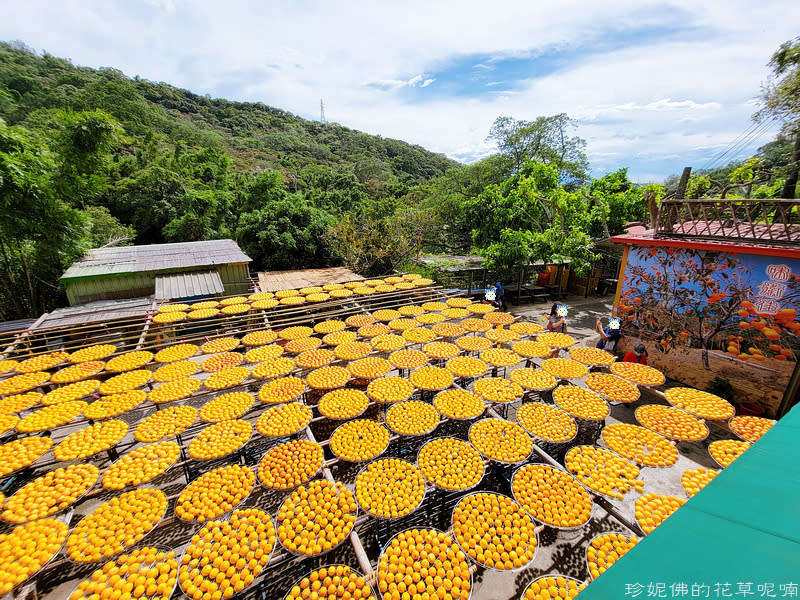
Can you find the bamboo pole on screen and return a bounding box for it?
[135,300,158,350]
[0,312,49,359]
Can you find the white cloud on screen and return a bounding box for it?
[364,73,431,90]
[577,99,722,121]
[142,0,176,13]
[1,0,797,180]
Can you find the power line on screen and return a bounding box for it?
[698,121,761,172]
[699,116,778,172]
[698,121,761,171]
[710,118,775,167]
[707,117,777,170]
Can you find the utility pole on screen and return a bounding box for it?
[320,99,326,124]
[675,167,692,199]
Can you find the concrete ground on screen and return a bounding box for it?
[508,294,615,346]
[468,294,741,599]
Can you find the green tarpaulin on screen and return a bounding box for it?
[580,402,800,598]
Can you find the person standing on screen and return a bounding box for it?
[623,343,648,364]
[494,282,506,311]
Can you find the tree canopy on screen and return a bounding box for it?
[759,36,800,122]
[458,162,645,275]
[487,114,589,189]
[756,36,800,198]
[0,118,87,318]
[0,42,656,317]
[1,39,798,320]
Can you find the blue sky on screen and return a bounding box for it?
[2,0,797,182]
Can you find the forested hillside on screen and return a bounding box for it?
[1,39,796,321]
[0,43,456,182]
[0,42,460,319]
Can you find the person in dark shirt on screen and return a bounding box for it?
[623,343,648,364]
[546,304,569,357]
[547,304,567,333]
[595,317,622,352]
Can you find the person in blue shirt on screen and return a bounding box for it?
[493,282,506,310]
[596,317,623,353]
[485,282,506,310]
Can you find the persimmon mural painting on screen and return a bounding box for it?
[618,246,800,416]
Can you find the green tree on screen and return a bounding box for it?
[178,147,230,189]
[462,160,598,274]
[394,206,437,266]
[756,36,800,198]
[686,174,712,198]
[585,169,650,237]
[418,155,512,252]
[235,195,334,271]
[13,107,127,208]
[0,40,468,317]
[162,210,213,242]
[479,223,597,275]
[111,165,183,243]
[326,214,396,275]
[54,109,127,207]
[298,165,368,214]
[325,211,425,276]
[717,158,770,198]
[81,206,135,248]
[487,114,588,188]
[0,118,86,318]
[464,160,561,250]
[235,171,285,215]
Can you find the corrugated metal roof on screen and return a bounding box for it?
[257,267,363,292]
[40,298,154,328]
[155,271,224,300]
[0,318,37,335]
[61,240,251,281]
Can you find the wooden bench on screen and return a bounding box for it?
[597,279,618,296]
[506,284,550,304]
[544,285,567,301]
[531,291,550,303]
